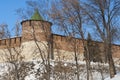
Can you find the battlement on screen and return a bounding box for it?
[52,34,120,58]
[52,34,84,52]
[0,37,22,48]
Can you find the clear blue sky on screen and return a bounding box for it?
[0,0,28,32]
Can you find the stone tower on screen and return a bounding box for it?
[21,9,52,42]
[21,9,54,59]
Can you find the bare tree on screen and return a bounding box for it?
[0,23,25,80]
[82,0,120,78]
[14,21,22,37]
[0,23,9,39]
[49,0,93,80]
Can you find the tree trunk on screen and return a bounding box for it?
[107,44,116,78]
[75,52,79,80]
[84,46,91,80]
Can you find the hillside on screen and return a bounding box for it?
[0,60,120,80]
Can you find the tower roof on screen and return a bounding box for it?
[31,9,43,20]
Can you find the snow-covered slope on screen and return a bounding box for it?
[105,73,120,80]
[0,61,119,80]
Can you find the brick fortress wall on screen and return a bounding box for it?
[52,34,120,60]
[0,37,21,48]
[0,20,119,62]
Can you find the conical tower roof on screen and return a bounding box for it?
[31,9,43,20]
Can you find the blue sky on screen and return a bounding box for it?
[0,0,28,32]
[0,0,119,44]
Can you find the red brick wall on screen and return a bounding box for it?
[21,20,52,42]
[52,34,120,59]
[0,37,21,48]
[53,34,84,53]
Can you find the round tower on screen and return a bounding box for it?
[21,10,52,42]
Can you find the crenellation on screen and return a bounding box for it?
[0,37,21,49]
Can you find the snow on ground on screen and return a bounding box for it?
[105,73,120,80]
[25,74,37,80]
[0,61,119,80]
[0,63,14,74]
